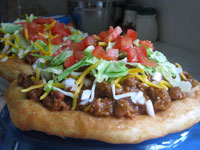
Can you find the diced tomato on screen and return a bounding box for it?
[127,48,138,62]
[64,56,75,68]
[113,36,132,51]
[83,35,97,47]
[51,34,63,45]
[135,46,157,67]
[51,21,67,37]
[105,49,119,60]
[92,45,106,59]
[73,49,85,62]
[33,17,54,24]
[139,40,155,51]
[76,41,86,51]
[98,26,122,42]
[103,26,122,42]
[64,27,72,36]
[67,22,73,26]
[53,40,71,57]
[125,29,137,41]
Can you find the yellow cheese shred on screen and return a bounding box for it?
[98,42,107,47]
[94,35,101,41]
[7,42,19,49]
[24,28,29,41]
[113,77,122,88]
[128,68,144,74]
[175,63,187,80]
[159,80,173,89]
[84,104,92,112]
[76,59,102,85]
[52,83,65,88]
[21,84,46,92]
[45,20,57,30]
[34,42,49,55]
[40,90,51,100]
[31,76,36,82]
[71,79,85,110]
[35,67,40,82]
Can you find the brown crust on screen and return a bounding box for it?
[5,81,200,144]
[0,59,33,82]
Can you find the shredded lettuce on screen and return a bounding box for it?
[42,65,63,74]
[44,80,54,92]
[83,46,95,55]
[58,55,91,81]
[106,41,115,51]
[1,23,22,33]
[25,14,38,23]
[149,51,167,63]
[31,54,53,61]
[91,60,129,82]
[50,50,73,67]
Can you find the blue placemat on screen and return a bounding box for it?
[0,106,199,150]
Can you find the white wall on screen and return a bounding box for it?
[131,0,200,52]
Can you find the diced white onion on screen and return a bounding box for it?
[84,78,92,87]
[4,33,10,39]
[17,48,24,59]
[118,57,127,62]
[2,45,10,54]
[52,86,74,98]
[0,56,8,62]
[32,58,45,72]
[62,78,76,89]
[112,84,146,105]
[71,85,78,91]
[79,99,90,105]
[146,100,155,117]
[41,73,46,84]
[152,72,162,82]
[70,72,82,76]
[81,90,91,100]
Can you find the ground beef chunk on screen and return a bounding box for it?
[114,99,136,118]
[169,87,188,100]
[183,71,199,87]
[95,82,113,98]
[23,52,40,64]
[136,81,148,92]
[26,88,43,101]
[89,98,113,117]
[17,73,33,88]
[148,87,171,111]
[122,77,137,92]
[42,91,70,111]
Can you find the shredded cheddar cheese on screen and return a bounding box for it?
[24,28,29,41]
[21,84,46,92]
[94,35,101,41]
[76,59,102,85]
[84,104,92,112]
[34,42,49,55]
[40,90,51,100]
[71,79,85,110]
[45,20,57,30]
[31,76,36,82]
[36,67,40,82]
[113,77,122,88]
[7,42,19,49]
[98,42,107,47]
[52,83,65,89]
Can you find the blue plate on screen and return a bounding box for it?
[0,106,199,150]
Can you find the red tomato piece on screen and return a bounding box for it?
[64,28,72,36]
[139,40,155,51]
[53,40,71,57]
[51,34,64,45]
[64,56,75,68]
[67,22,73,26]
[105,49,119,60]
[76,41,86,51]
[103,26,122,42]
[98,31,107,40]
[51,21,67,37]
[73,49,85,62]
[83,35,97,47]
[92,45,106,59]
[33,17,54,24]
[113,36,132,51]
[135,46,157,67]
[127,48,138,63]
[125,29,137,41]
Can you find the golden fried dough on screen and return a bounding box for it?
[5,81,200,144]
[0,59,33,82]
